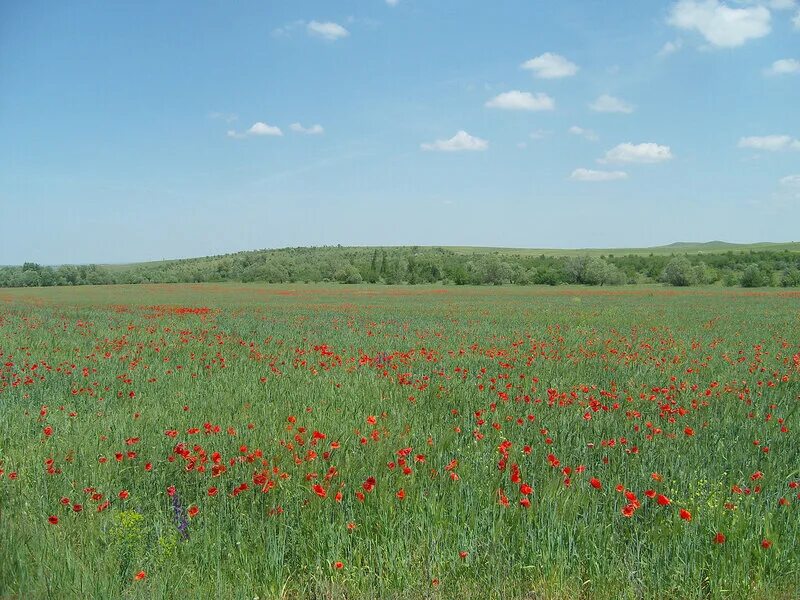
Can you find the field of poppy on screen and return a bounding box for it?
[0,283,798,599]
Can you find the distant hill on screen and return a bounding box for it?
[106,241,800,270]
[3,241,800,289]
[440,241,800,259]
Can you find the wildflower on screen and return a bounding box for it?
[761,539,772,549]
[713,532,726,544]
[589,477,602,490]
[679,508,692,522]
[134,571,146,581]
[48,515,59,525]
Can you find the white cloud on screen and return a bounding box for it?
[667,0,771,48]
[738,134,800,150]
[589,94,635,113]
[421,130,488,152]
[658,39,684,57]
[568,126,598,141]
[521,53,579,78]
[248,122,283,136]
[794,9,800,27]
[571,168,628,181]
[764,58,800,75]
[485,90,555,111]
[227,121,283,138]
[290,122,324,135]
[602,142,673,163]
[386,0,400,5]
[780,174,800,186]
[529,130,549,140]
[307,21,350,41]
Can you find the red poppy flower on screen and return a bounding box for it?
[589,477,602,490]
[396,489,406,500]
[188,505,199,518]
[134,571,146,581]
[679,508,692,522]
[713,532,726,544]
[761,539,772,549]
[657,494,671,506]
[333,561,344,570]
[48,515,59,525]
[118,490,129,500]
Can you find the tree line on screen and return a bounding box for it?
[2,247,800,289]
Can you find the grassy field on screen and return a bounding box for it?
[1,283,798,599]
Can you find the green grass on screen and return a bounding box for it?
[0,283,798,599]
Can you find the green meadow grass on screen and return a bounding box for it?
[0,283,798,599]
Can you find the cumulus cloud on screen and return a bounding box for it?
[602,142,673,163]
[738,134,800,150]
[521,53,579,78]
[764,58,800,75]
[290,123,324,135]
[227,122,283,138]
[589,94,635,114]
[421,130,488,152]
[485,91,555,111]
[568,126,598,141]
[306,21,350,41]
[780,174,800,186]
[571,168,628,181]
[667,0,771,48]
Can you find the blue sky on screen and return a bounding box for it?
[1,0,799,264]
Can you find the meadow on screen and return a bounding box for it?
[0,283,798,599]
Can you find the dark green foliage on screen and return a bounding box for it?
[2,246,799,289]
